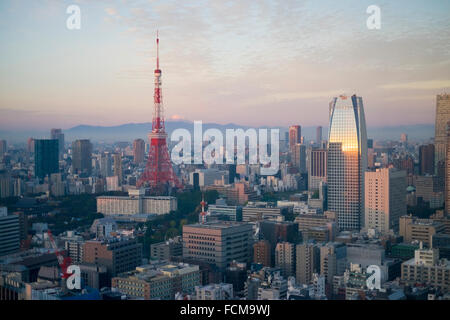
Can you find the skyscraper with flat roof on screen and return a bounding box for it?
[0,140,6,158]
[113,153,122,186]
[327,95,367,231]
[34,139,59,179]
[133,138,145,164]
[0,207,20,256]
[72,139,92,176]
[289,125,301,150]
[308,148,327,191]
[446,122,450,215]
[435,94,450,173]
[316,126,322,145]
[50,128,64,159]
[364,168,406,234]
[419,144,435,175]
[182,221,253,270]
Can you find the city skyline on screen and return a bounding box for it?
[1,0,450,131]
[2,0,450,306]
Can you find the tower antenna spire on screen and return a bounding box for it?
[156,30,159,70]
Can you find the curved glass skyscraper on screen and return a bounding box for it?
[327,95,367,231]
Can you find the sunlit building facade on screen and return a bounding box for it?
[327,95,367,231]
[435,94,450,173]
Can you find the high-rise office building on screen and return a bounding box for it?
[0,140,6,158]
[401,133,408,145]
[113,153,122,185]
[0,171,12,198]
[289,125,301,150]
[133,139,145,164]
[27,138,35,154]
[291,144,307,173]
[34,139,59,179]
[182,221,253,270]
[253,240,271,267]
[320,242,347,285]
[446,123,450,215]
[419,144,435,175]
[308,148,327,191]
[435,94,450,173]
[100,152,112,178]
[296,242,320,285]
[50,128,65,159]
[259,220,300,264]
[364,168,407,234]
[327,95,368,231]
[316,126,322,145]
[0,207,20,256]
[275,242,295,278]
[83,238,143,280]
[72,139,92,176]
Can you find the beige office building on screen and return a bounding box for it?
[435,94,450,172]
[275,242,295,278]
[112,263,200,300]
[401,244,450,293]
[296,243,320,285]
[364,168,406,234]
[399,215,445,246]
[182,221,253,270]
[97,189,177,215]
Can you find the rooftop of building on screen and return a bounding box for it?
[403,257,450,268]
[185,221,249,230]
[115,263,199,282]
[0,248,58,266]
[85,236,137,245]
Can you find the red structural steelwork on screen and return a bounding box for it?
[47,230,72,279]
[137,33,181,191]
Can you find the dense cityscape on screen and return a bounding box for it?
[1,1,450,307]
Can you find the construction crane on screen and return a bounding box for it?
[47,230,72,279]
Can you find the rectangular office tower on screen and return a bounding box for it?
[289,125,301,150]
[365,168,407,234]
[327,95,367,231]
[34,139,59,179]
[72,139,92,176]
[133,139,145,164]
[182,221,253,270]
[0,207,20,256]
[50,128,65,159]
[308,148,327,191]
[434,94,450,172]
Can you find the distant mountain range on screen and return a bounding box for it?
[0,121,435,144]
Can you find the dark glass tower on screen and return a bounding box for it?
[34,139,59,179]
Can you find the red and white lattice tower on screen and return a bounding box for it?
[200,195,208,224]
[137,32,181,192]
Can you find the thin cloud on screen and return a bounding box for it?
[380,80,450,90]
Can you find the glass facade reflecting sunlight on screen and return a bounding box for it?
[327,95,367,231]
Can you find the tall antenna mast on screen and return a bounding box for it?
[137,31,182,191]
[156,30,160,70]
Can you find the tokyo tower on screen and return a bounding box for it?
[137,32,182,193]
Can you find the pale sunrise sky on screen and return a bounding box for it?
[0,0,449,130]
